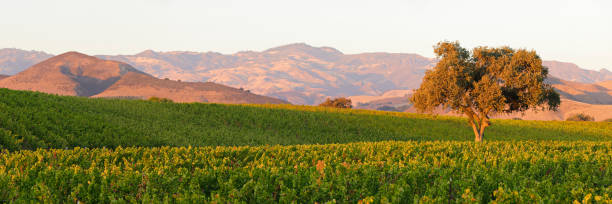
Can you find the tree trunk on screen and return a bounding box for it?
[476,121,488,142]
[470,119,488,142]
[465,110,489,142]
[470,123,482,142]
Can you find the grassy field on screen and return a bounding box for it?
[0,88,610,150]
[1,88,611,202]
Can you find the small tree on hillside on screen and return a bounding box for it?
[319,97,353,109]
[148,96,174,103]
[566,113,594,121]
[411,41,560,142]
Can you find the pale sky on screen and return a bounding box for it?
[1,0,611,70]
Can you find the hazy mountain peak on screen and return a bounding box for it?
[319,46,343,55]
[55,51,96,59]
[136,49,158,57]
[263,43,344,62]
[266,43,313,51]
[0,48,21,52]
[0,48,51,55]
[266,43,341,54]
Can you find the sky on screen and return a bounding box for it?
[1,0,611,70]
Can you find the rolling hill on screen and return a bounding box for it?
[0,88,610,151]
[0,52,144,96]
[596,80,612,90]
[543,60,612,83]
[1,87,610,203]
[546,77,612,104]
[93,72,287,104]
[0,52,287,104]
[2,44,609,105]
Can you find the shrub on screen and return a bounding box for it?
[319,97,352,109]
[603,118,612,122]
[566,113,595,121]
[148,96,174,103]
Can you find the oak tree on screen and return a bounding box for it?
[319,97,353,109]
[411,41,560,142]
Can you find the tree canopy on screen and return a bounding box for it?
[319,97,353,109]
[411,41,560,142]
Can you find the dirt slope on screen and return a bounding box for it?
[0,52,143,96]
[93,72,288,104]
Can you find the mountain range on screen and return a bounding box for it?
[2,44,610,105]
[0,44,610,120]
[0,52,287,104]
[0,48,53,75]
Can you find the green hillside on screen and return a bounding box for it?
[0,88,610,150]
[1,88,611,202]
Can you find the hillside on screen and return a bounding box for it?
[93,72,288,104]
[1,89,610,151]
[0,52,287,104]
[2,46,609,105]
[543,60,612,83]
[597,80,612,90]
[1,88,611,203]
[492,99,612,121]
[547,77,612,104]
[0,52,144,96]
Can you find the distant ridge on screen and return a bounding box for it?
[0,48,53,75]
[98,44,436,104]
[543,61,612,83]
[95,44,612,104]
[0,52,288,104]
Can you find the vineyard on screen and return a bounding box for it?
[0,89,610,151]
[1,141,611,203]
[1,88,612,203]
